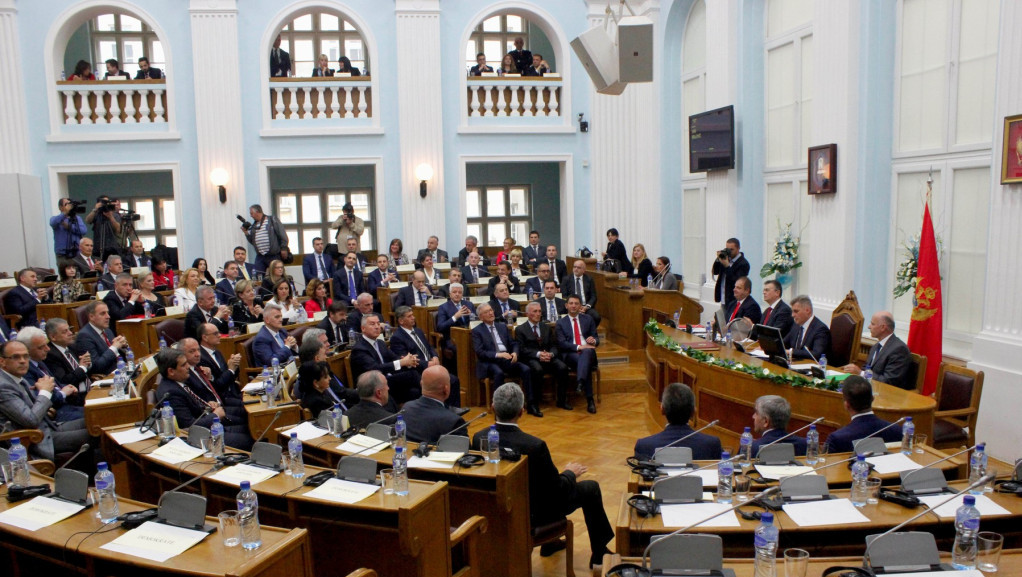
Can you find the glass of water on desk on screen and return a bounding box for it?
[816,442,828,464]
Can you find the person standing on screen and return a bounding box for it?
[332,202,365,246]
[50,198,87,263]
[711,237,750,307]
[242,204,289,276]
[270,34,291,77]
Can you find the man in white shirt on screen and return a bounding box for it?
[128,239,150,268]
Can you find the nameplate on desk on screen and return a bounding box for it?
[305,478,380,504]
[427,298,448,306]
[390,281,409,288]
[101,520,208,562]
[0,278,15,288]
[425,452,464,464]
[782,498,870,527]
[284,421,330,442]
[408,456,454,469]
[0,496,85,531]
[148,437,205,465]
[246,322,264,334]
[917,494,1011,518]
[468,296,489,304]
[284,361,298,379]
[143,356,158,373]
[866,453,924,475]
[510,294,528,303]
[164,305,184,316]
[85,395,121,406]
[336,72,351,78]
[659,502,741,528]
[544,73,561,78]
[312,310,327,321]
[338,434,389,455]
[109,427,156,445]
[209,463,278,487]
[130,267,149,276]
[480,72,499,77]
[662,468,718,487]
[97,290,111,300]
[685,341,720,351]
[435,262,451,271]
[755,465,814,480]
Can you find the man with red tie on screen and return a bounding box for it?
[71,237,104,277]
[758,279,793,336]
[556,295,599,414]
[179,337,248,424]
[722,276,762,328]
[71,301,128,376]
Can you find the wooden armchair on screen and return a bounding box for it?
[907,352,927,393]
[1,428,55,475]
[0,288,23,330]
[450,515,487,577]
[931,362,985,450]
[529,517,575,577]
[828,291,864,367]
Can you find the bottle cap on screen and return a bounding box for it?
[761,512,774,523]
[963,495,976,506]
[240,481,251,490]
[809,424,816,430]
[743,427,750,433]
[97,462,108,470]
[290,432,298,439]
[905,416,912,422]
[857,454,866,461]
[721,451,730,459]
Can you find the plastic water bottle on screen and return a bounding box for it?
[329,403,343,437]
[268,358,280,408]
[158,335,168,349]
[209,416,225,457]
[94,462,119,522]
[486,425,500,464]
[126,349,135,374]
[60,70,66,81]
[227,317,235,335]
[348,329,356,346]
[717,451,733,504]
[863,364,873,382]
[111,369,125,400]
[753,512,779,577]
[7,438,29,487]
[805,425,820,465]
[171,295,178,307]
[850,454,870,507]
[159,401,175,439]
[725,329,733,347]
[673,310,681,327]
[392,446,409,496]
[393,415,407,450]
[527,286,534,300]
[647,274,653,287]
[297,306,307,323]
[96,280,104,292]
[237,481,261,550]
[968,443,987,495]
[62,286,70,302]
[738,427,753,468]
[143,301,151,318]
[901,416,915,455]
[38,319,46,330]
[819,354,828,371]
[116,358,126,374]
[288,432,305,479]
[952,495,980,569]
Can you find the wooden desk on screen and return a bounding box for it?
[244,397,302,441]
[116,313,186,357]
[37,301,88,330]
[0,471,312,577]
[644,325,937,439]
[598,283,702,350]
[83,385,145,436]
[450,326,479,406]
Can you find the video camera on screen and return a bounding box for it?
[97,198,119,213]
[717,248,732,260]
[236,214,252,230]
[66,199,87,215]
[120,209,141,222]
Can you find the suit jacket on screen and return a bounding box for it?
[472,422,574,526]
[317,316,350,347]
[522,245,546,268]
[415,248,449,265]
[561,274,598,308]
[251,326,295,366]
[102,291,145,327]
[825,413,903,454]
[784,317,831,362]
[633,423,723,461]
[457,248,491,268]
[185,306,229,341]
[542,259,568,286]
[402,397,465,444]
[436,300,475,338]
[73,324,121,375]
[649,272,679,291]
[366,268,395,295]
[214,278,238,304]
[345,400,396,429]
[488,297,521,322]
[555,313,599,353]
[508,49,533,74]
[45,345,90,392]
[394,284,432,309]
[302,252,336,284]
[759,300,794,338]
[134,67,163,80]
[311,67,334,77]
[99,273,117,289]
[459,264,491,284]
[723,296,763,326]
[4,285,43,328]
[0,370,57,460]
[333,267,365,304]
[471,322,518,377]
[537,297,566,322]
[487,275,521,294]
[72,253,99,277]
[515,320,558,360]
[198,347,239,400]
[270,47,292,77]
[155,377,216,430]
[751,429,808,457]
[712,253,750,305]
[524,276,545,297]
[235,262,256,280]
[865,335,913,390]
[469,64,495,76]
[350,335,405,379]
[0,316,10,340]
[389,327,437,369]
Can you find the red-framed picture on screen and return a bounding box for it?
[1001,114,1022,184]
[807,143,837,195]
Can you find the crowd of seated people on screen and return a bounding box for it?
[468,36,553,77]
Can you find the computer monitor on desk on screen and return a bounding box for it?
[753,324,787,367]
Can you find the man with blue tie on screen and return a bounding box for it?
[471,303,539,417]
[436,282,475,359]
[367,254,399,295]
[390,306,462,408]
[18,327,83,421]
[302,237,336,285]
[198,322,243,401]
[395,271,433,309]
[4,269,50,329]
[251,303,298,366]
[783,295,831,362]
[333,251,365,306]
[556,295,599,414]
[539,280,567,322]
[488,283,521,323]
[215,261,241,303]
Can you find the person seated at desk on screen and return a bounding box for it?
[517,301,568,413]
[495,237,515,264]
[267,278,301,324]
[507,248,530,278]
[350,314,421,404]
[538,280,566,322]
[345,371,397,428]
[98,254,123,289]
[197,322,242,401]
[487,260,521,295]
[601,228,628,272]
[402,365,465,444]
[134,56,162,79]
[841,311,912,390]
[51,263,87,304]
[186,286,231,339]
[556,295,599,414]
[758,280,793,337]
[468,52,495,76]
[297,330,357,408]
[261,260,297,301]
[522,231,545,269]
[251,303,298,366]
[316,301,350,347]
[178,338,247,424]
[71,237,103,278]
[435,268,463,300]
[543,246,567,288]
[342,236,369,274]
[721,276,762,328]
[458,235,490,267]
[783,295,831,362]
[525,262,553,298]
[333,251,366,307]
[4,268,50,329]
[389,306,461,407]
[634,382,722,461]
[231,279,264,331]
[472,383,614,570]
[298,361,341,417]
[43,318,92,401]
[127,239,151,268]
[311,54,333,77]
[174,267,202,311]
[347,293,376,334]
[303,237,335,285]
[825,375,904,453]
[192,258,215,286]
[103,58,130,80]
[623,243,653,286]
[561,259,601,327]
[18,328,83,421]
[648,256,678,291]
[137,272,167,316]
[750,395,807,456]
[394,271,433,309]
[154,348,252,451]
[385,238,409,269]
[72,301,128,376]
[415,235,449,266]
[489,283,521,323]
[419,253,442,289]
[367,254,399,296]
[68,59,95,81]
[150,255,175,289]
[436,282,474,350]
[472,303,538,416]
[303,278,332,317]
[459,251,490,285]
[337,56,361,76]
[102,273,146,329]
[232,246,256,281]
[214,261,240,304]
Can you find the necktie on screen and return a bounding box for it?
[335,324,343,344]
[729,301,741,323]
[87,257,93,269]
[373,340,385,363]
[533,324,540,340]
[317,254,327,280]
[796,325,806,350]
[573,317,582,346]
[274,332,285,349]
[0,331,6,343]
[101,329,111,346]
[548,300,555,320]
[348,270,357,301]
[419,292,426,306]
[501,301,508,315]
[763,307,773,324]
[29,287,39,303]
[472,267,478,283]
[490,325,506,353]
[36,362,50,377]
[869,343,882,366]
[550,262,558,285]
[194,369,222,404]
[411,330,428,358]
[65,349,79,369]
[576,277,583,303]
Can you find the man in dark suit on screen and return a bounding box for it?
[317,301,350,347]
[436,282,475,346]
[524,262,552,298]
[750,395,807,457]
[72,237,103,277]
[185,286,231,339]
[103,58,130,80]
[488,283,521,323]
[415,235,449,266]
[457,235,490,267]
[556,295,599,414]
[347,294,376,335]
[270,34,291,77]
[215,261,241,304]
[435,269,463,300]
[720,276,762,328]
[783,295,831,362]
[507,37,533,75]
[302,237,335,285]
[4,269,49,329]
[179,337,247,423]
[471,303,538,416]
[542,246,567,288]
[154,348,252,450]
[401,365,465,444]
[711,238,750,306]
[333,251,365,306]
[99,254,124,289]
[389,306,461,407]
[232,246,256,281]
[825,376,903,453]
[20,327,83,421]
[343,237,369,273]
[251,303,298,366]
[841,311,913,390]
[487,260,521,295]
[126,240,151,268]
[102,273,146,328]
[394,271,433,309]
[522,230,545,269]
[345,370,397,429]
[561,259,601,327]
[43,318,91,401]
[349,313,421,404]
[472,383,613,569]
[758,280,794,337]
[367,254,399,296]
[0,316,11,342]
[459,251,490,285]
[72,301,128,375]
[134,56,163,79]
[517,301,568,413]
[634,382,723,461]
[197,322,242,401]
[537,279,567,322]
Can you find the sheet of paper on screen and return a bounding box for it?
[241,380,267,393]
[337,434,389,455]
[659,502,741,528]
[92,378,115,388]
[917,494,1011,518]
[100,520,209,562]
[880,572,982,577]
[209,463,279,487]
[755,465,815,479]
[748,349,769,359]
[790,362,817,370]
[782,498,871,527]
[85,395,121,406]
[426,451,465,463]
[865,453,924,475]
[409,456,454,469]
[305,478,380,504]
[283,421,329,442]
[642,491,715,501]
[148,437,206,465]
[662,468,719,487]
[109,427,156,445]
[0,496,85,531]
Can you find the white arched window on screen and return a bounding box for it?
[681,0,707,291]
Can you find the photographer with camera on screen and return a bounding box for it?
[49,198,88,263]
[84,195,123,260]
[240,204,289,276]
[332,202,364,246]
[711,237,750,306]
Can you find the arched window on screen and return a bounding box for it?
[464,14,553,73]
[87,13,164,78]
[274,11,369,77]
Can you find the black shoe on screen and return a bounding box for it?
[527,404,544,417]
[590,547,612,568]
[540,540,566,557]
[587,398,597,414]
[557,400,573,410]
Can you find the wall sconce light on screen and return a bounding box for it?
[415,163,433,198]
[210,168,229,204]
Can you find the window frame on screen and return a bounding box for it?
[278,12,369,78]
[464,184,533,249]
[89,14,163,78]
[466,14,530,71]
[272,188,377,252]
[763,25,813,172]
[125,196,176,250]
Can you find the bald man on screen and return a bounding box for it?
[400,365,466,444]
[841,311,912,390]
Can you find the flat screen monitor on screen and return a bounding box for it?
[754,324,786,362]
[689,105,735,172]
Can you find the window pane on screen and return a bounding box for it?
[278,194,298,224]
[466,223,482,241]
[160,199,176,228]
[349,193,370,219]
[898,0,949,152]
[121,15,142,31]
[344,39,364,63]
[293,14,313,31]
[682,187,706,287]
[294,39,314,62]
[486,223,506,247]
[955,0,998,146]
[466,189,481,218]
[486,188,505,217]
[344,20,356,31]
[510,221,529,245]
[767,0,812,38]
[946,167,989,333]
[285,230,300,252]
[301,194,321,223]
[133,200,155,230]
[483,40,503,64]
[508,188,528,215]
[99,41,118,62]
[163,235,177,248]
[766,42,796,167]
[682,0,706,72]
[796,180,810,292]
[800,35,813,161]
[139,236,157,250]
[765,182,795,236]
[359,227,373,250]
[466,41,477,64]
[327,194,346,221]
[122,38,143,74]
[507,15,523,32]
[321,13,339,31]
[302,229,321,253]
[97,14,116,31]
[483,16,501,32]
[322,39,340,63]
[151,41,165,67]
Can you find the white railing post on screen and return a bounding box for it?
[108,90,123,124]
[508,86,521,117]
[137,89,152,123]
[523,86,535,117]
[329,85,341,118]
[93,90,107,124]
[287,87,299,119]
[123,90,137,124]
[273,86,285,120]
[301,86,313,119]
[343,85,354,118]
[63,91,78,124]
[547,86,559,117]
[152,89,165,123]
[357,86,368,117]
[315,85,327,119]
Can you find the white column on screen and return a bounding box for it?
[587,1,662,254]
[395,0,445,248]
[189,0,247,262]
[0,0,31,174]
[971,0,1022,461]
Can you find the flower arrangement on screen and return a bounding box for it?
[893,233,943,300]
[759,222,803,279]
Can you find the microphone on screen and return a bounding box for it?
[414,412,489,457]
[651,420,720,460]
[156,461,224,508]
[801,345,820,366]
[55,443,90,472]
[256,410,284,442]
[335,409,405,441]
[900,445,976,483]
[863,416,907,440]
[759,417,825,450]
[138,392,171,432]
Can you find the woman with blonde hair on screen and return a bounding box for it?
[623,243,654,286]
[261,259,296,297]
[174,267,201,310]
[137,271,167,315]
[232,279,264,329]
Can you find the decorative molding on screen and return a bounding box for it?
[45,131,182,143]
[188,0,237,12]
[0,0,31,174]
[394,0,440,13]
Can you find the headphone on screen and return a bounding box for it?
[456,454,485,468]
[626,457,661,482]
[627,494,660,517]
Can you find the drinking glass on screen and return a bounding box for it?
[380,468,395,494]
[734,474,752,502]
[218,510,240,547]
[784,549,809,577]
[913,433,927,454]
[977,531,1003,573]
[865,478,882,505]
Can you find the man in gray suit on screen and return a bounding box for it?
[841,311,913,390]
[400,365,465,445]
[0,340,89,461]
[415,235,450,265]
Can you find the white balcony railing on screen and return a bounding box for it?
[466,76,562,117]
[269,77,373,121]
[57,80,168,124]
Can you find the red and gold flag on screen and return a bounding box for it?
[907,200,942,396]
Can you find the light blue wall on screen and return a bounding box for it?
[659,0,694,269]
[735,0,766,290]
